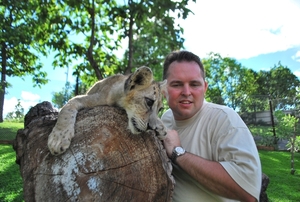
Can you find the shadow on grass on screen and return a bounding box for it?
[0,128,18,140]
[0,122,23,141]
[0,145,24,202]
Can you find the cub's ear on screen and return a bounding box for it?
[159,79,167,97]
[124,66,153,92]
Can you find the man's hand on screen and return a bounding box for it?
[163,129,181,158]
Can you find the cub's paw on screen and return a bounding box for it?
[155,128,167,140]
[47,126,74,155]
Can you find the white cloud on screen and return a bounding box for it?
[292,51,300,62]
[21,91,40,101]
[293,70,300,77]
[180,0,300,59]
[4,91,41,118]
[3,97,18,117]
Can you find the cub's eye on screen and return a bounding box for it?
[145,97,154,108]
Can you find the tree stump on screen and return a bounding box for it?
[259,173,270,202]
[13,101,174,202]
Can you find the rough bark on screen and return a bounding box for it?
[13,101,174,202]
[260,173,270,202]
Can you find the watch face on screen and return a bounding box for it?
[175,147,185,154]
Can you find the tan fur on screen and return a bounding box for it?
[47,66,167,155]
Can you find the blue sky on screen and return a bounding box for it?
[4,0,300,117]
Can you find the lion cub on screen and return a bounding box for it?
[48,66,167,155]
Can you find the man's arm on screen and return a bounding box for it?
[163,130,257,202]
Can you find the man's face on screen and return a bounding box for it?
[165,61,208,120]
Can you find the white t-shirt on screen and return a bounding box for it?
[162,101,262,202]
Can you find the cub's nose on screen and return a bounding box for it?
[147,123,153,130]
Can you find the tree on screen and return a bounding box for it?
[275,111,299,175]
[202,53,225,105]
[40,0,122,82]
[52,82,75,108]
[0,1,49,122]
[39,0,194,88]
[203,54,300,113]
[5,99,24,122]
[203,52,257,110]
[1,0,195,122]
[256,62,300,111]
[45,0,194,103]
[117,0,192,78]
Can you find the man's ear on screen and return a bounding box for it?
[124,66,153,93]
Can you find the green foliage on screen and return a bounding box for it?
[1,0,193,122]
[275,111,299,145]
[286,136,300,152]
[256,62,300,111]
[4,100,25,123]
[52,82,75,108]
[38,0,193,82]
[41,0,122,80]
[0,0,51,121]
[275,111,294,137]
[47,0,193,97]
[248,124,275,146]
[0,0,50,84]
[203,52,257,110]
[274,110,300,174]
[202,53,300,113]
[118,0,193,77]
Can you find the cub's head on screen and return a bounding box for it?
[123,66,167,140]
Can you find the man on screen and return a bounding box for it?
[161,50,261,201]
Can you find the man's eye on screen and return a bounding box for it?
[191,82,201,87]
[171,84,181,87]
[191,84,200,87]
[145,97,154,107]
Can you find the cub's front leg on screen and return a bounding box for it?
[47,97,83,155]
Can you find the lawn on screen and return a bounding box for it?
[259,150,300,202]
[0,122,23,141]
[0,122,300,201]
[0,145,24,202]
[0,122,24,202]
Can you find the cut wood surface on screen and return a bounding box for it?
[14,101,174,202]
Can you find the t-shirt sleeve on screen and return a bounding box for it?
[214,110,262,201]
[213,109,261,201]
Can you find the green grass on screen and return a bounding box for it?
[0,122,299,201]
[0,122,23,140]
[0,145,24,202]
[259,150,300,202]
[0,122,24,202]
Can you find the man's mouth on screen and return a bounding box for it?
[180,100,192,104]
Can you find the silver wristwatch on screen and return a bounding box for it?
[171,146,186,163]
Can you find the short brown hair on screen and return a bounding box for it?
[163,50,205,80]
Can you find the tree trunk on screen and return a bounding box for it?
[13,101,174,202]
[0,42,7,122]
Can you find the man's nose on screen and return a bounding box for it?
[181,84,191,96]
